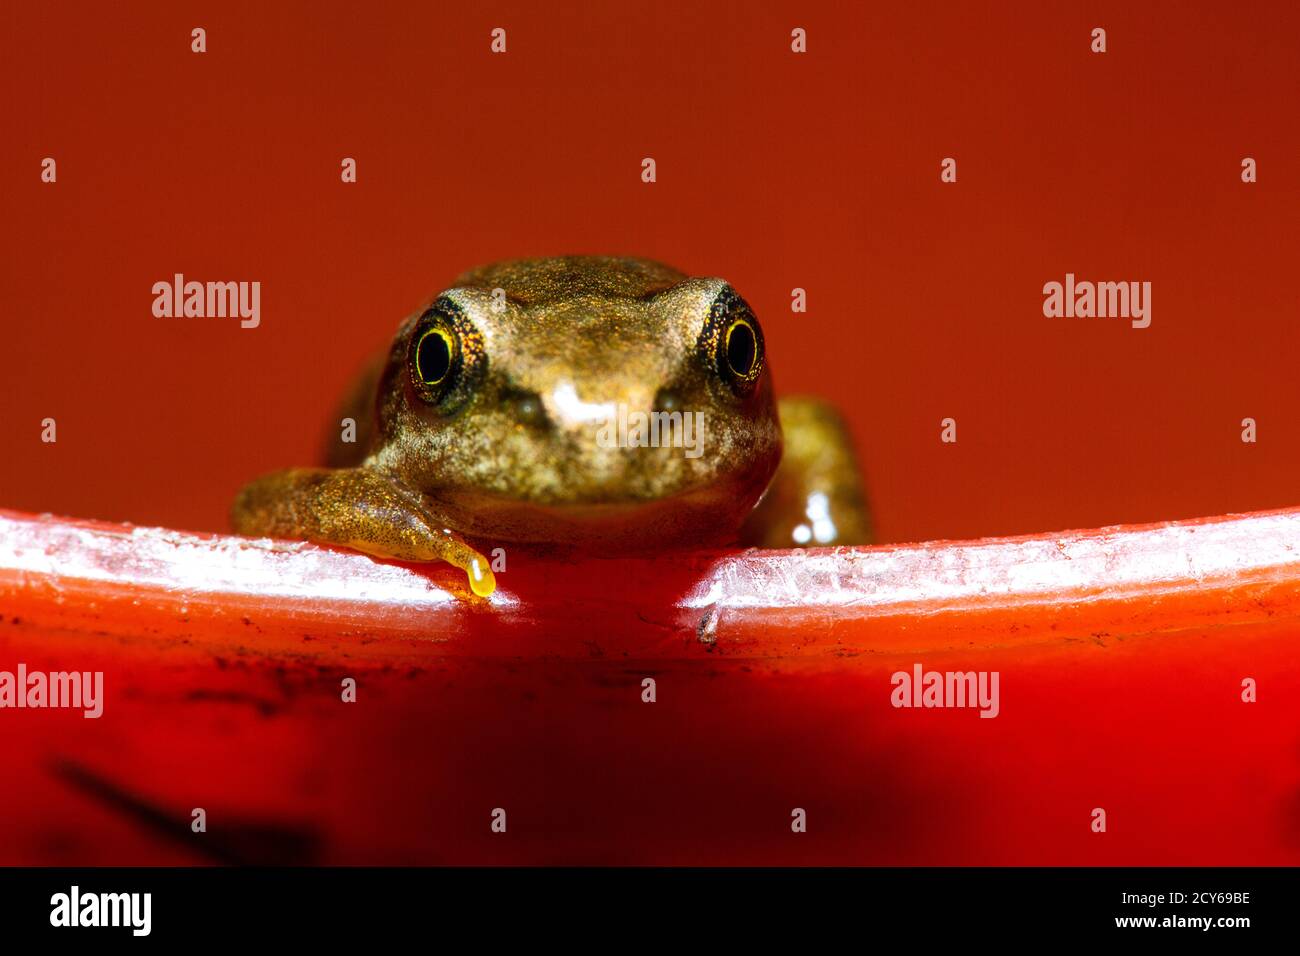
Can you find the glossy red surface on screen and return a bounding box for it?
[1,509,1297,864]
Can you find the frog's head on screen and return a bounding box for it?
[370,256,782,549]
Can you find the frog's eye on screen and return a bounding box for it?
[700,288,765,396]
[407,302,485,412]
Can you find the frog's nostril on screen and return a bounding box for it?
[653,388,683,413]
[507,389,548,428]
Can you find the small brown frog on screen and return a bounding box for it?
[232,257,870,596]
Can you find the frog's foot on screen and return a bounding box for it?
[231,467,496,597]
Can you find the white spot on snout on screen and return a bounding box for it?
[551,381,617,425]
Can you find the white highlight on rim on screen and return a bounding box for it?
[684,511,1300,611]
[4,508,1298,620]
[0,512,515,609]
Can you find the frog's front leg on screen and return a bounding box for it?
[740,396,873,548]
[231,467,496,596]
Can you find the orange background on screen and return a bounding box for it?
[3,0,1298,544]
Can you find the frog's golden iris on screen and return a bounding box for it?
[406,304,486,415]
[697,286,764,398]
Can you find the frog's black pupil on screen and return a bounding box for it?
[418,330,451,385]
[726,322,757,377]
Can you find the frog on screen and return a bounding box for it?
[231,256,871,597]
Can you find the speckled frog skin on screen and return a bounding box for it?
[233,257,870,596]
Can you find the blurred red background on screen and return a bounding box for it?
[3,0,1298,542]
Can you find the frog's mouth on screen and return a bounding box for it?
[424,476,769,552]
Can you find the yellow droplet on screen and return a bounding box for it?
[467,558,496,597]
